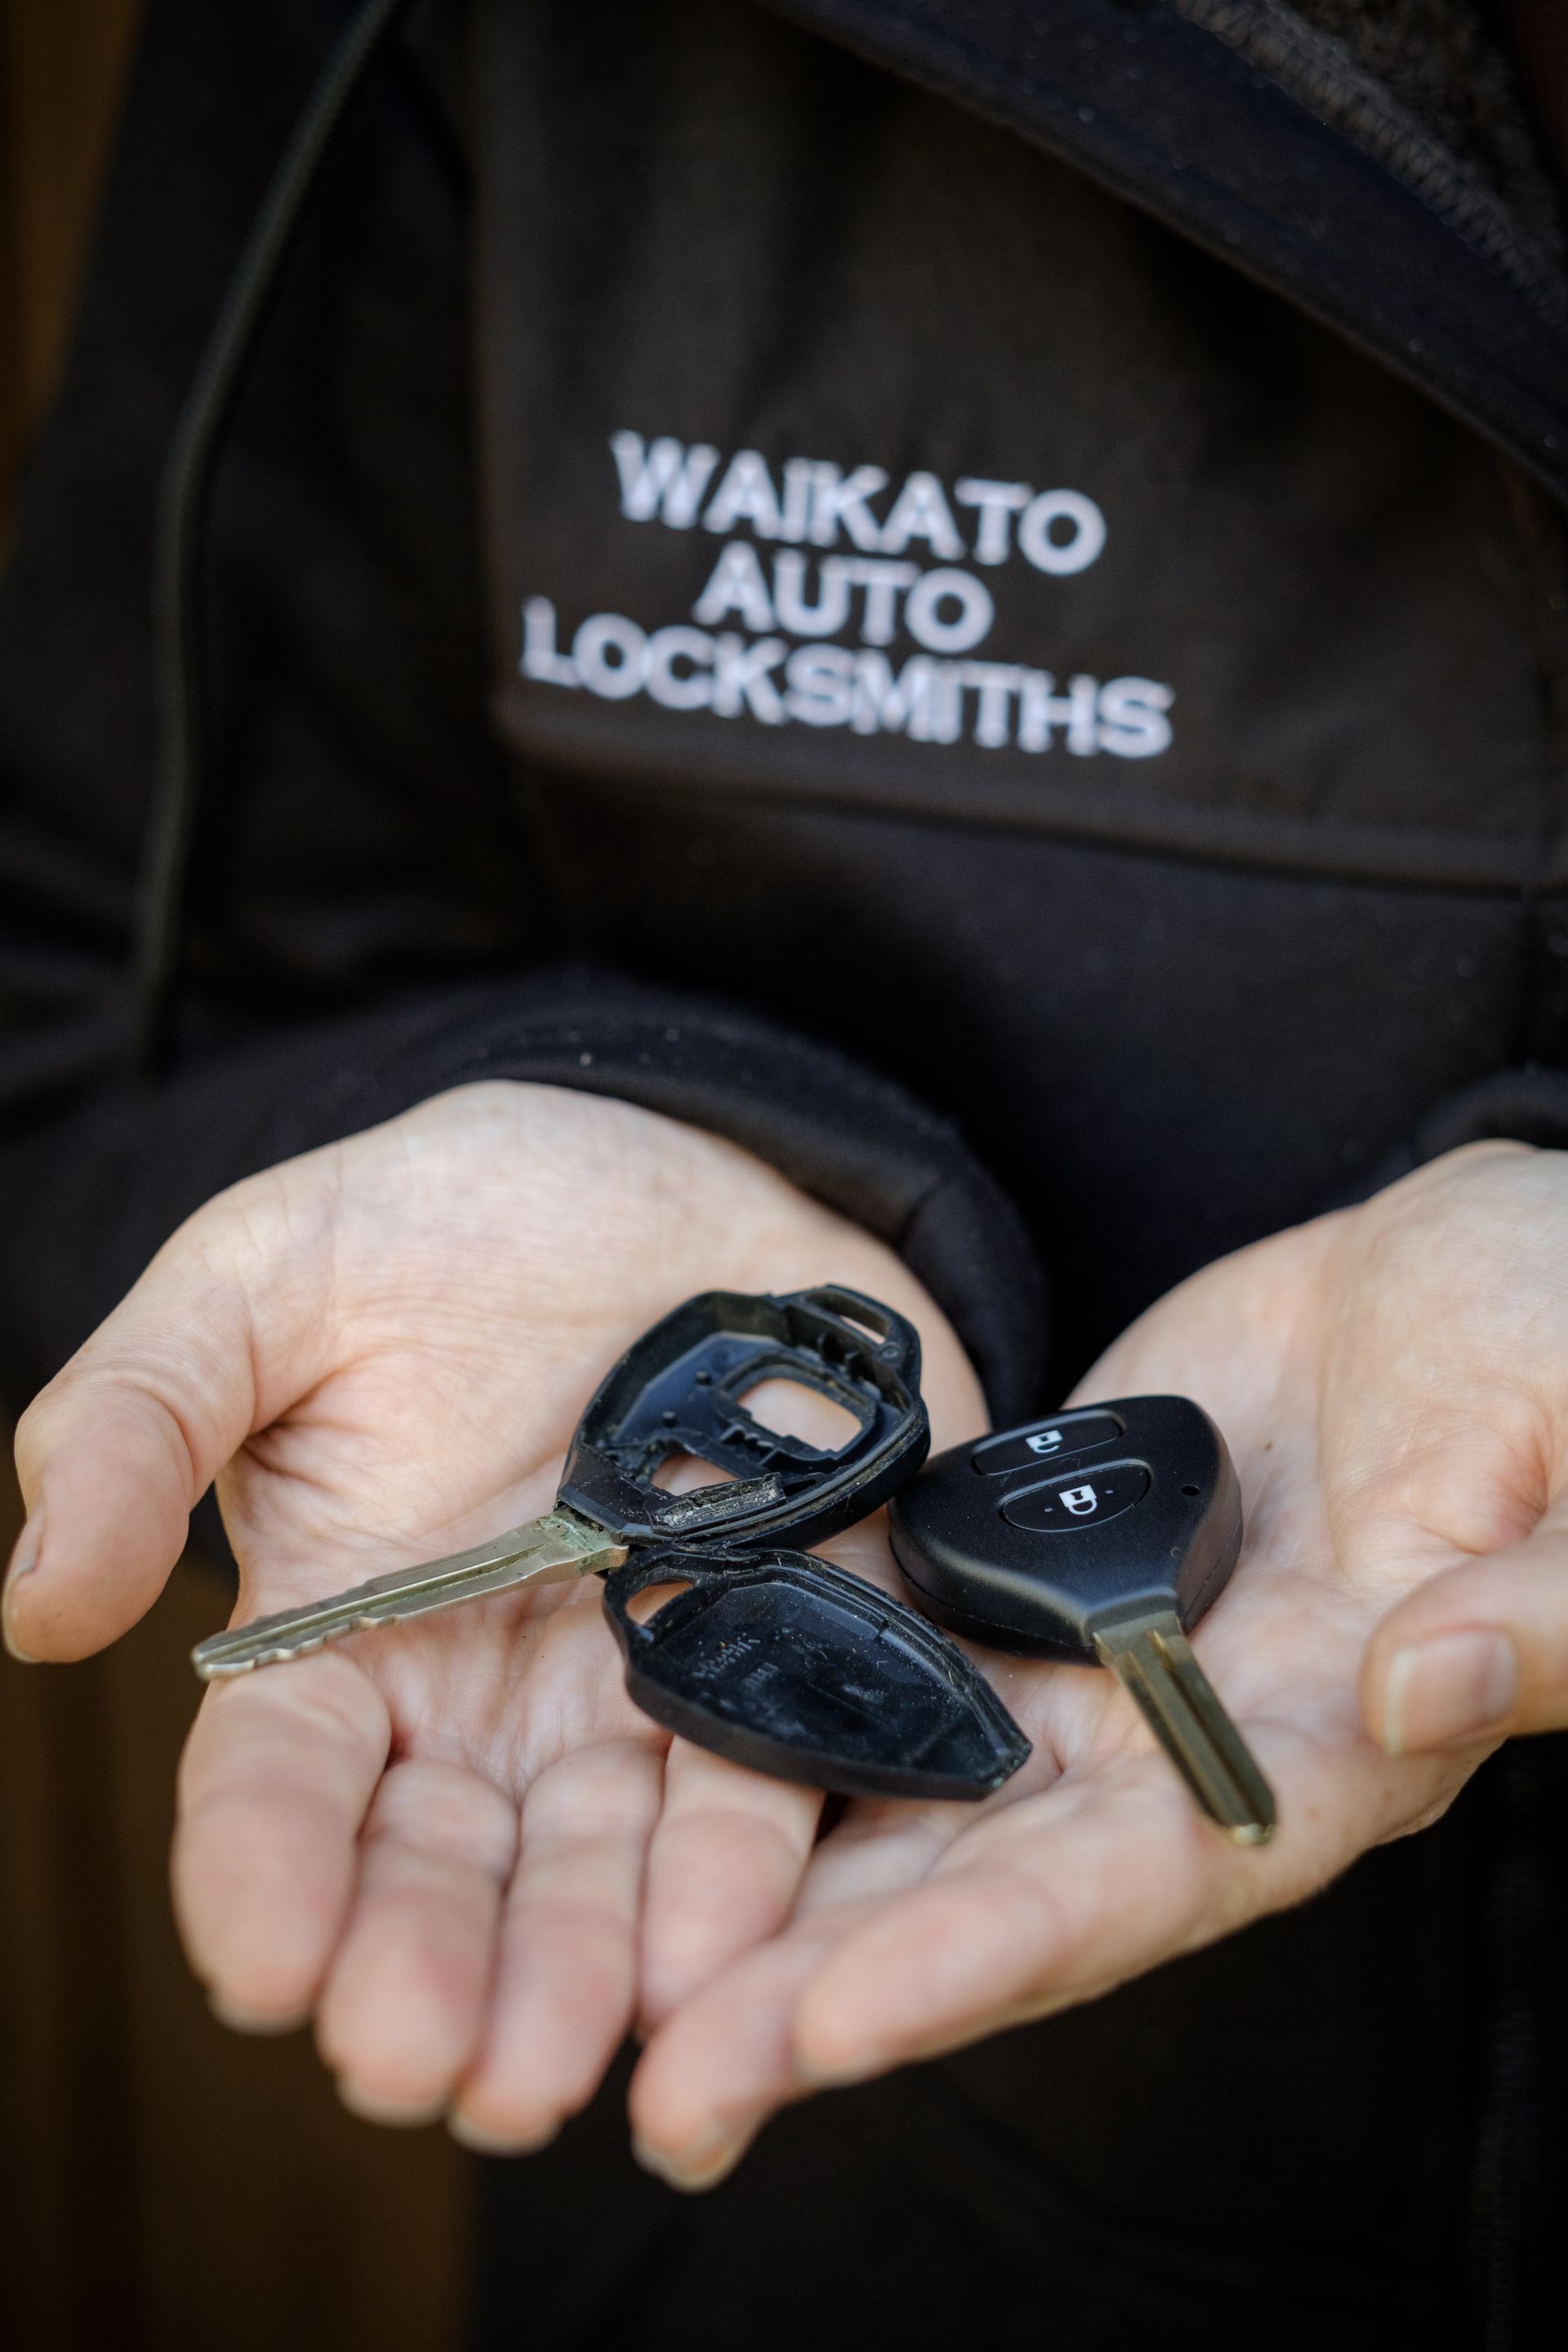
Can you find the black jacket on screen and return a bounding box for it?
[1,3,1565,2345]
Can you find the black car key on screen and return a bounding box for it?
[603,1548,1030,1801]
[193,1285,930,1675]
[888,1398,1274,1843]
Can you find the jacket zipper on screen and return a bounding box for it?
[1173,0,1568,328]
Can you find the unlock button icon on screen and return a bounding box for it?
[1062,1485,1098,1516]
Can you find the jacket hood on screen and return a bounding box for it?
[754,0,1568,504]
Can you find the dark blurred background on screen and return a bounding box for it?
[0,7,468,2342]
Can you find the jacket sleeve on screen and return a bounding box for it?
[1348,1064,1568,1200]
[0,967,1048,1423]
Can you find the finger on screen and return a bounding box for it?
[628,1794,977,2181]
[173,1651,390,2028]
[4,1187,327,1661]
[639,1709,1449,2173]
[628,1788,1206,2188]
[791,1779,1226,2086]
[1361,1520,1568,1753]
[450,1734,665,2154]
[639,1740,823,2029]
[629,1900,880,2189]
[315,1756,518,2124]
[789,1701,1439,2089]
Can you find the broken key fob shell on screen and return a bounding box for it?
[559,1285,929,1551]
[603,1547,1030,1801]
[888,1396,1242,1662]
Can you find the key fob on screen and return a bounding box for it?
[888,1397,1242,1661]
[559,1285,929,1552]
[603,1548,1031,1800]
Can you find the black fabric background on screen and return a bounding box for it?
[0,1,1564,2344]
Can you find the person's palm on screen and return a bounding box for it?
[4,1080,982,2143]
[22,1102,1563,2177]
[628,1144,1556,2186]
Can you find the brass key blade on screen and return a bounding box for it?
[1094,1609,1276,1846]
[191,1509,629,1681]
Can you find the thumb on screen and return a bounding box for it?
[4,1227,267,1663]
[1359,1518,1568,1757]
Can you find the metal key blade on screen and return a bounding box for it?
[191,1509,629,1681]
[1094,1608,1276,1846]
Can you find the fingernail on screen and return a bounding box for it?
[448,2112,560,2158]
[336,2078,448,2129]
[631,2124,751,2194]
[2,1514,42,1663]
[1381,1629,1517,1756]
[208,1992,311,2036]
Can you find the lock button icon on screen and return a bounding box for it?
[1001,1461,1152,1535]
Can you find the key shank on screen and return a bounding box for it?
[190,1508,627,1680]
[1094,1607,1275,1846]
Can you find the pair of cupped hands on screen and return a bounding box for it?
[7,1083,1568,2189]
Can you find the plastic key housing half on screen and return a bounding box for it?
[556,1285,929,1551]
[887,1397,1243,1661]
[603,1548,1031,1800]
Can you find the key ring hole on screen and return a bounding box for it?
[1180,1484,1200,1497]
[829,1308,888,1343]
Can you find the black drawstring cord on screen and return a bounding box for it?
[131,0,412,1077]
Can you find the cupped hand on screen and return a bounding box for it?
[2,1080,982,2145]
[627,1142,1568,2189]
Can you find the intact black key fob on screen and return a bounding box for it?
[560,1285,929,1551]
[604,1548,1031,1801]
[888,1398,1272,1842]
[888,1397,1243,1660]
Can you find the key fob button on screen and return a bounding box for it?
[1001,1463,1150,1532]
[972,1413,1122,1477]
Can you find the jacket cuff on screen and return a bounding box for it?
[284,970,1048,1422]
[1352,1065,1568,1201]
[0,969,1046,1422]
